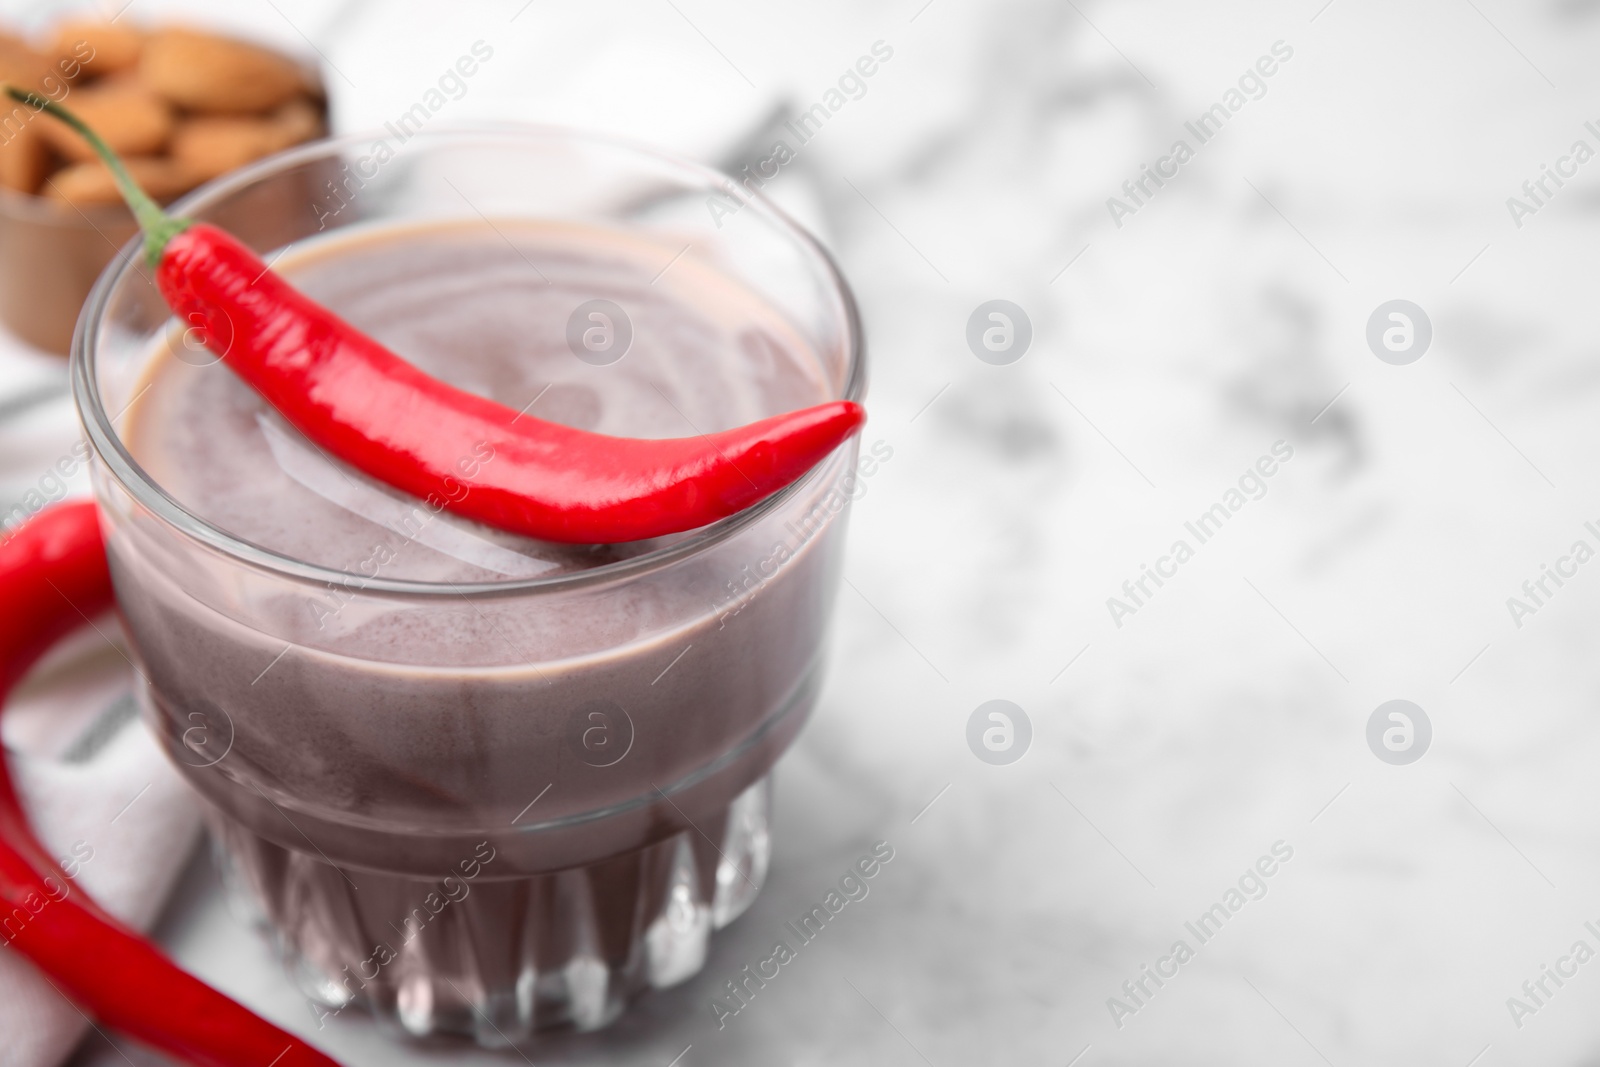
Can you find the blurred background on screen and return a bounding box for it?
[5,0,1600,1064]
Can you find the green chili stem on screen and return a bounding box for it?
[4,86,190,266]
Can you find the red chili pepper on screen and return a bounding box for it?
[14,88,864,545]
[0,502,342,1067]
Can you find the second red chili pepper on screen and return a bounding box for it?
[0,502,342,1067]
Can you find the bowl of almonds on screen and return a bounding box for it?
[0,19,326,354]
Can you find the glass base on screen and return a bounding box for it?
[210,777,772,1045]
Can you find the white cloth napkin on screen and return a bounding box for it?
[0,631,203,1067]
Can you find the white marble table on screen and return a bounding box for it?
[13,0,1600,1064]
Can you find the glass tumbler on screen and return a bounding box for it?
[71,126,864,1045]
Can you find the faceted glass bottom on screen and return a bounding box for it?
[210,776,773,1045]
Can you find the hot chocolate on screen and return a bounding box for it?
[108,216,858,1041]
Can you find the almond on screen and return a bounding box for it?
[45,157,196,207]
[272,97,323,143]
[0,118,49,194]
[140,27,310,114]
[36,83,173,163]
[0,31,57,94]
[170,97,324,180]
[47,20,144,78]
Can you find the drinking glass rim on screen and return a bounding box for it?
[71,122,866,599]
